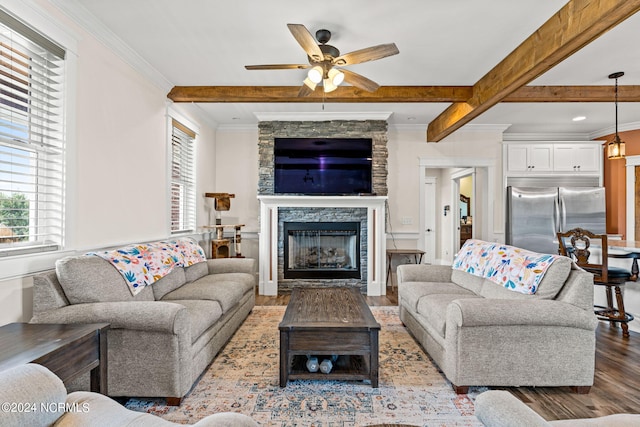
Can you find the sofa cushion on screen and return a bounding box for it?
[200,272,256,295]
[55,255,154,304]
[161,277,245,313]
[532,255,572,299]
[154,299,222,344]
[184,261,209,283]
[151,267,187,300]
[400,281,476,312]
[479,256,572,300]
[451,269,484,295]
[416,294,482,338]
[454,239,568,296]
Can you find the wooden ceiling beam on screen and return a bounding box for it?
[168,85,640,103]
[426,0,640,142]
[167,85,473,103]
[506,85,640,102]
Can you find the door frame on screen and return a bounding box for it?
[625,155,640,240]
[451,168,476,250]
[421,176,437,265]
[419,156,495,263]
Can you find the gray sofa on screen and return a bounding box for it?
[397,240,598,394]
[30,240,256,405]
[475,390,640,426]
[0,363,258,427]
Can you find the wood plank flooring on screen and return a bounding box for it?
[255,287,640,421]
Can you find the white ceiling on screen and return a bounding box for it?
[55,0,640,137]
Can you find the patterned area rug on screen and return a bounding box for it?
[126,306,486,426]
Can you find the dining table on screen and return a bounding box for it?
[607,240,640,281]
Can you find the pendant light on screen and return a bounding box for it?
[607,71,625,160]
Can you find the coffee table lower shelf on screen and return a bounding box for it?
[286,354,372,383]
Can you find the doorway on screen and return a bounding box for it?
[453,171,475,249]
[419,157,495,264]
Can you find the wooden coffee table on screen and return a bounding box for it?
[279,287,380,387]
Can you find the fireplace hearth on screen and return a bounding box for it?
[284,222,360,279]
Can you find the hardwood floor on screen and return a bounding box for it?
[255,286,640,421]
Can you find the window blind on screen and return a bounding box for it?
[0,10,66,256]
[170,119,196,234]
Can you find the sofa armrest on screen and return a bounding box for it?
[447,298,598,331]
[30,301,190,335]
[397,264,452,283]
[207,258,257,275]
[475,390,551,427]
[0,364,67,427]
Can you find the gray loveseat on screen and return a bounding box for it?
[397,239,598,394]
[30,239,256,405]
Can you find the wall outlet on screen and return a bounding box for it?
[401,216,413,225]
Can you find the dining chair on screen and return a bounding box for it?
[557,227,634,338]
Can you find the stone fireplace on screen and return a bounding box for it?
[257,119,388,296]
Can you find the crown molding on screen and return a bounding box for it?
[49,0,173,93]
[216,124,259,132]
[589,121,640,140]
[459,124,512,133]
[503,132,593,141]
[253,112,393,122]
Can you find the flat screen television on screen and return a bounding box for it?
[274,137,373,195]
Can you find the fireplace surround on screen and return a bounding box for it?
[258,195,387,296]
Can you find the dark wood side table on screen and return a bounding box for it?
[0,323,109,394]
[386,249,425,287]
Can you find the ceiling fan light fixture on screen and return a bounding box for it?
[328,68,344,86]
[323,77,338,93]
[307,66,323,84]
[302,77,317,91]
[607,71,625,160]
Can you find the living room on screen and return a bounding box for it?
[2,0,640,425]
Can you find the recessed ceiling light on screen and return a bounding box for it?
[407,116,416,121]
[572,116,586,122]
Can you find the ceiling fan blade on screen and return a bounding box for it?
[287,24,324,62]
[340,69,380,92]
[333,43,399,66]
[245,64,310,70]
[298,84,315,97]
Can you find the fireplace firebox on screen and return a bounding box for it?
[283,222,361,279]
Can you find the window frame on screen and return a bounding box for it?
[0,1,77,278]
[168,113,197,235]
[0,6,67,258]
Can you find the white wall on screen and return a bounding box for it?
[0,0,217,325]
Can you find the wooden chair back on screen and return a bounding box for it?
[557,227,610,284]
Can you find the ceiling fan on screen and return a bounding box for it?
[245,24,399,96]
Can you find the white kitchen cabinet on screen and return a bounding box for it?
[553,144,601,172]
[506,144,553,172]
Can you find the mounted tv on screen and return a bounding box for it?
[274,138,373,195]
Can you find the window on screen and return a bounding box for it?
[0,9,66,256]
[170,119,196,234]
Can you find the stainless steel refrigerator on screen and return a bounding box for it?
[506,186,606,254]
